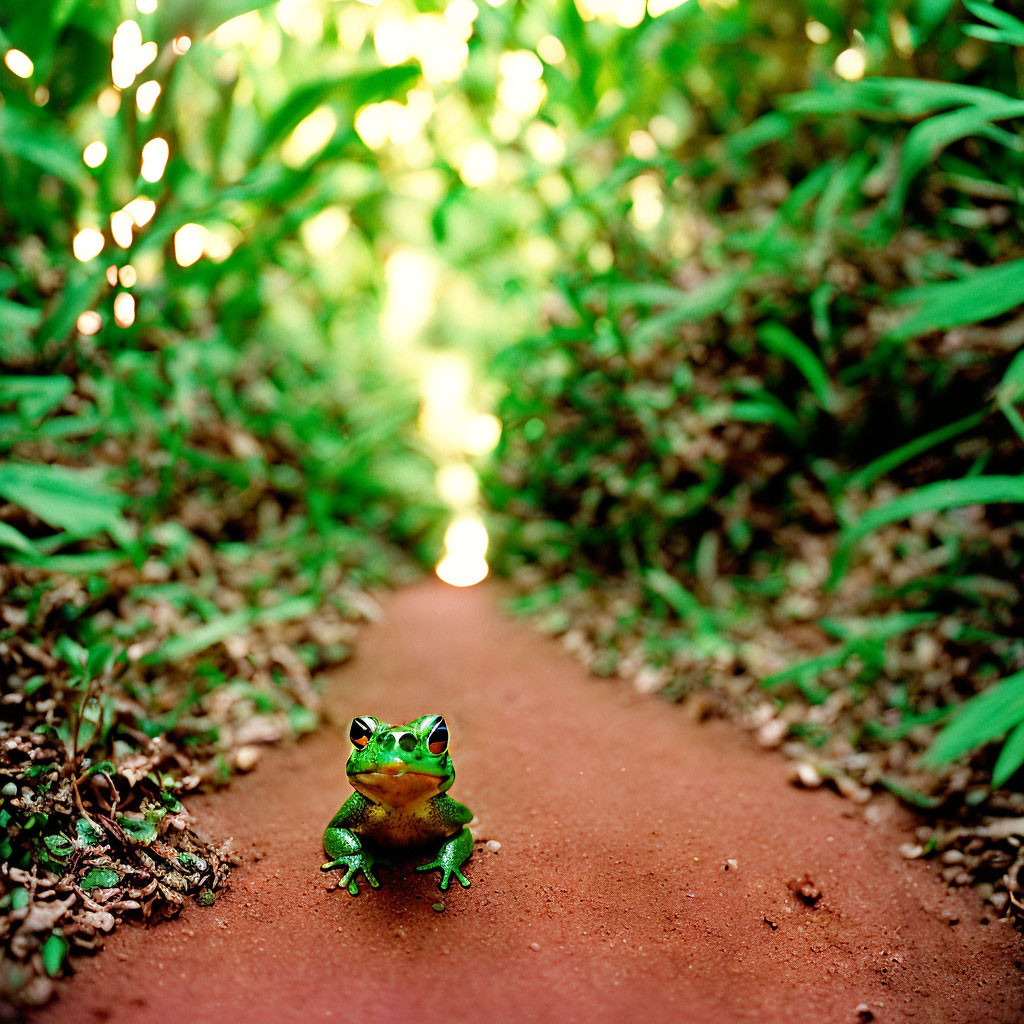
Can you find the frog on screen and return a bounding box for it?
[321,714,473,896]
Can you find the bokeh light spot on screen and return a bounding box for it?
[4,49,34,79]
[76,311,103,335]
[83,141,108,168]
[174,224,206,267]
[73,228,105,262]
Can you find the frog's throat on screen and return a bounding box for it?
[350,768,445,808]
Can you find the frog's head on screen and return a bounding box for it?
[345,714,455,808]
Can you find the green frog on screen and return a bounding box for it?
[321,714,473,896]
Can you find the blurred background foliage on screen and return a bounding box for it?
[1,0,1024,996]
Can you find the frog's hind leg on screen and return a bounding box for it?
[416,826,473,891]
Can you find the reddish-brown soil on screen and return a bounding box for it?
[37,582,1024,1024]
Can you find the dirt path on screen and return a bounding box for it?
[38,582,1024,1024]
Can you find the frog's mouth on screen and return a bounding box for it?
[350,766,444,807]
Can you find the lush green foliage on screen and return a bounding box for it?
[483,0,1024,792]
[0,0,453,998]
[2,0,1024,993]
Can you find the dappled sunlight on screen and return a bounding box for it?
[4,0,1024,1008]
[72,228,105,263]
[82,141,107,168]
[381,248,438,346]
[139,137,168,182]
[4,47,33,78]
[173,224,205,267]
[435,516,490,588]
[281,106,338,166]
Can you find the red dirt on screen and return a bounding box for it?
[37,582,1024,1024]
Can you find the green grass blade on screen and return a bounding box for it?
[0,462,128,536]
[886,257,1024,341]
[888,101,1024,218]
[963,0,1024,45]
[628,272,747,350]
[996,350,1024,443]
[925,669,1024,766]
[146,609,255,664]
[993,719,1024,788]
[757,323,834,409]
[830,476,1024,587]
[782,77,1020,119]
[843,408,989,492]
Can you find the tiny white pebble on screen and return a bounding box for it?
[485,840,501,853]
[530,942,541,951]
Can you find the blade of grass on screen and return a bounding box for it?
[843,408,989,493]
[924,668,1024,766]
[830,475,1024,587]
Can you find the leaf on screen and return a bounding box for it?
[80,867,121,890]
[0,375,72,422]
[993,720,1024,788]
[146,607,253,663]
[877,775,944,809]
[782,77,1017,119]
[757,323,834,409]
[0,462,128,536]
[262,65,420,149]
[626,272,748,350]
[0,298,43,336]
[0,106,87,188]
[0,521,39,554]
[843,409,989,493]
[85,643,114,680]
[915,0,958,32]
[831,476,1024,587]
[41,931,69,978]
[962,0,1024,45]
[925,669,1024,766]
[36,272,102,350]
[155,0,278,38]
[642,568,716,636]
[288,703,318,735]
[116,816,158,844]
[43,833,75,858]
[725,111,794,160]
[157,791,183,812]
[55,634,88,673]
[762,649,848,689]
[996,349,1024,443]
[888,101,1024,217]
[819,611,939,641]
[729,395,803,441]
[149,594,320,663]
[75,817,103,847]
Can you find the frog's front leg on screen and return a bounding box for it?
[322,793,379,896]
[416,826,473,891]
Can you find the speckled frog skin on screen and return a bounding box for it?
[321,714,473,896]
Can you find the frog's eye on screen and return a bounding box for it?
[350,716,377,749]
[426,716,448,756]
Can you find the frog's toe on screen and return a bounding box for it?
[437,868,470,892]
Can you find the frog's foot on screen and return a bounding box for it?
[416,826,473,892]
[321,852,381,896]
